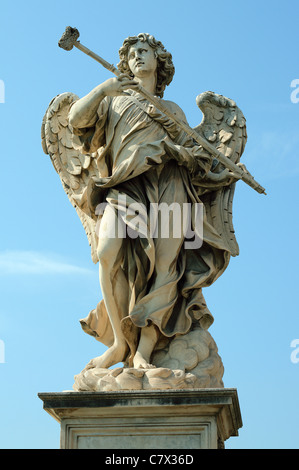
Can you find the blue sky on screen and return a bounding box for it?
[0,0,298,449]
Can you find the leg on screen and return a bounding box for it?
[133,324,159,368]
[86,205,129,369]
[132,234,185,368]
[133,165,188,368]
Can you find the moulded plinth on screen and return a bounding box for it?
[38,388,242,449]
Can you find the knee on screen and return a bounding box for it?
[97,240,115,268]
[97,237,123,270]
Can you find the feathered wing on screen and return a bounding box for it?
[41,92,100,263]
[193,91,247,257]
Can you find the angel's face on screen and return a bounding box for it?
[127,41,157,79]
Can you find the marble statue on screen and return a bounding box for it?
[41,31,259,391]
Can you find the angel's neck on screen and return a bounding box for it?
[134,74,157,95]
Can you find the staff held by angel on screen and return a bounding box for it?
[42,32,250,373]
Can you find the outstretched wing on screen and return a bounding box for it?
[41,92,100,263]
[193,91,247,257]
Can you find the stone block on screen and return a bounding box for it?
[38,388,242,449]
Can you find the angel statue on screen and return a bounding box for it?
[42,32,248,391]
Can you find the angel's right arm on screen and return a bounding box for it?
[69,84,107,129]
[69,75,139,129]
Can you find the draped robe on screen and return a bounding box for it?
[72,90,232,359]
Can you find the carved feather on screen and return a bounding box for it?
[41,92,100,263]
[193,91,247,257]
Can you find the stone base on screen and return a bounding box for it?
[73,327,225,392]
[38,388,242,449]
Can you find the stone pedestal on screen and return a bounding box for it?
[38,388,242,449]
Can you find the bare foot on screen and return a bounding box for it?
[133,324,159,369]
[84,342,128,371]
[133,351,156,369]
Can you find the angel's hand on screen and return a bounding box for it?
[69,75,138,128]
[207,163,247,186]
[102,74,140,97]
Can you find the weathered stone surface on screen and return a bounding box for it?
[42,31,251,381]
[73,327,224,391]
[38,388,242,449]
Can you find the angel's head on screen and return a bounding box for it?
[117,33,175,98]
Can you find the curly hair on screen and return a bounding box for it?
[117,33,175,98]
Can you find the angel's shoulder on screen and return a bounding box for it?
[160,99,188,122]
